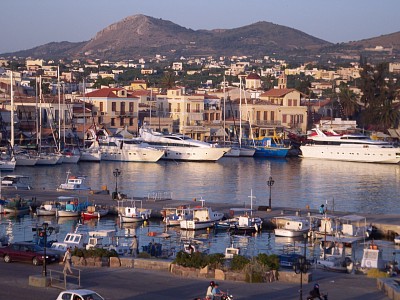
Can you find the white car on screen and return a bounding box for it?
[56,289,104,300]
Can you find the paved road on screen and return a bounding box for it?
[0,260,391,300]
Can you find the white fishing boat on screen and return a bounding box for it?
[180,199,224,230]
[225,244,240,259]
[97,129,164,162]
[361,242,385,269]
[57,171,91,191]
[162,205,193,226]
[316,241,354,273]
[118,199,152,223]
[1,175,32,190]
[274,216,312,237]
[50,225,87,253]
[35,203,59,216]
[139,126,230,161]
[300,125,400,164]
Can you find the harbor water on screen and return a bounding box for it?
[6,157,400,214]
[1,157,399,262]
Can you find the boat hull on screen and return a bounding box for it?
[36,208,57,216]
[254,147,289,158]
[300,144,400,164]
[274,228,309,237]
[160,146,229,161]
[57,210,80,217]
[180,220,217,230]
[100,147,164,162]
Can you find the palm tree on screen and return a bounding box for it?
[337,86,360,118]
[161,71,177,89]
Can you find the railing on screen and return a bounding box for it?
[49,267,81,290]
[147,191,173,202]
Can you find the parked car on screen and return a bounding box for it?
[56,289,104,300]
[0,241,60,266]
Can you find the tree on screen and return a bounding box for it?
[161,71,177,89]
[337,85,360,118]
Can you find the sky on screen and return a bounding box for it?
[1,0,400,54]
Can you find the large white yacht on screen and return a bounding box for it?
[97,130,164,162]
[300,126,400,164]
[139,127,230,161]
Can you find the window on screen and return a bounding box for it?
[271,111,275,121]
[288,99,292,106]
[100,102,104,112]
[282,114,287,123]
[120,117,124,126]
[120,102,125,114]
[111,102,116,112]
[263,111,268,121]
[111,118,115,126]
[187,103,190,113]
[129,102,134,112]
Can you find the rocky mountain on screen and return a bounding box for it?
[2,14,399,61]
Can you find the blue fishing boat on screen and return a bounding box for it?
[252,137,290,158]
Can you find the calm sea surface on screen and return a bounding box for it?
[1,157,399,260]
[8,157,400,214]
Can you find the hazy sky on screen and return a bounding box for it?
[1,0,399,54]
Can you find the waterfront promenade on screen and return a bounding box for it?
[4,189,400,237]
[0,259,390,300]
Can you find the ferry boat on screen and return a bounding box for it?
[139,126,230,162]
[300,125,400,164]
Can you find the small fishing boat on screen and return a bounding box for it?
[180,199,224,230]
[56,196,89,217]
[57,171,91,191]
[118,199,151,223]
[274,216,312,237]
[81,205,109,220]
[36,202,59,216]
[162,205,193,226]
[1,175,32,190]
[3,197,31,215]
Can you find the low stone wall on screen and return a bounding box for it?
[72,256,109,267]
[377,278,400,300]
[71,255,311,284]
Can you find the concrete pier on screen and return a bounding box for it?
[4,189,400,238]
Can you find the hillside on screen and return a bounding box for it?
[1,14,399,61]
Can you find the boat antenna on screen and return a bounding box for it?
[248,189,256,215]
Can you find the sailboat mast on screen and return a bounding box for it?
[39,75,42,153]
[10,71,14,151]
[83,79,85,147]
[57,65,61,152]
[223,75,226,144]
[239,77,242,145]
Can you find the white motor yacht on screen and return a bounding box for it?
[97,130,163,162]
[300,125,400,164]
[139,127,230,161]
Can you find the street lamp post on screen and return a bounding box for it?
[113,168,121,199]
[267,176,275,209]
[293,232,310,300]
[40,222,54,277]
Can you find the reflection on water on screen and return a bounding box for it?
[10,157,400,214]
